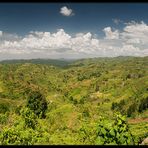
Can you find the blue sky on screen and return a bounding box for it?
[0,3,148,59]
[0,3,148,36]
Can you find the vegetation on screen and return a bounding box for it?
[26,90,48,118]
[0,56,147,145]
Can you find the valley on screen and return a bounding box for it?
[0,56,147,145]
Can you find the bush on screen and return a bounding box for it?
[0,113,9,124]
[77,113,134,145]
[0,103,10,113]
[0,126,41,145]
[95,112,135,145]
[111,100,126,115]
[0,107,50,145]
[111,102,118,110]
[15,105,22,115]
[20,107,37,129]
[26,90,48,118]
[127,103,137,117]
[138,97,148,113]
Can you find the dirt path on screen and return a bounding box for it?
[128,117,148,124]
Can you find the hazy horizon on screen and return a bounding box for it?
[0,55,147,62]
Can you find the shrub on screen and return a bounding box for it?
[0,103,10,114]
[111,102,118,110]
[20,107,37,129]
[0,107,50,145]
[127,103,137,117]
[15,105,22,115]
[0,126,41,145]
[95,112,135,145]
[0,113,9,124]
[77,113,134,145]
[138,97,148,113]
[26,90,48,118]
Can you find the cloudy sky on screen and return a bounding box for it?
[0,3,148,60]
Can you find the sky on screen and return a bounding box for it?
[0,3,148,60]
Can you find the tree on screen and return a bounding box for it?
[26,90,48,118]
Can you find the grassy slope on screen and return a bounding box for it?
[0,56,147,144]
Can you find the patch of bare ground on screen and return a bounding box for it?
[128,117,148,124]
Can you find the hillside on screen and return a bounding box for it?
[0,56,147,145]
[0,58,75,68]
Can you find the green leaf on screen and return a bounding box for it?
[110,129,115,136]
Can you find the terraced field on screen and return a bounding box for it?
[0,56,147,145]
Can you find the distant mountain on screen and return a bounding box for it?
[0,58,76,67]
[0,56,147,67]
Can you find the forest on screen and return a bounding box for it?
[0,56,147,145]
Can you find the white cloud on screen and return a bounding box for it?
[103,27,119,39]
[126,38,141,44]
[0,31,3,37]
[0,21,148,59]
[121,21,148,46]
[60,6,74,16]
[71,32,100,54]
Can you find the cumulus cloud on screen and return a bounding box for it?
[60,6,74,16]
[121,21,148,45]
[0,21,148,59]
[0,30,100,56]
[103,27,119,39]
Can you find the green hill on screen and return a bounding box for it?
[0,58,75,67]
[0,56,147,145]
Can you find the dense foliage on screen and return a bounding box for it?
[26,90,48,118]
[0,56,147,145]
